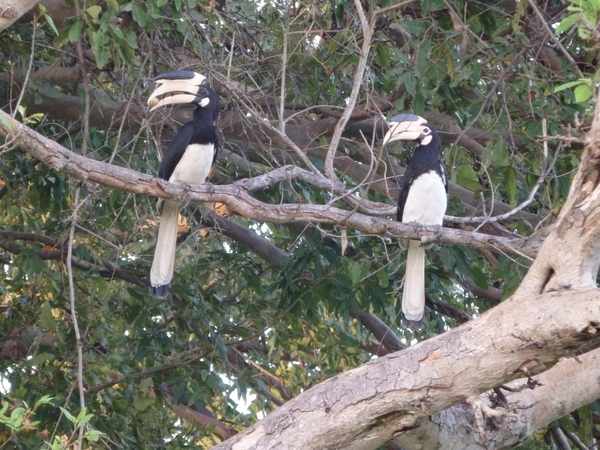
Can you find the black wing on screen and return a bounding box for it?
[158,121,195,181]
[396,161,417,222]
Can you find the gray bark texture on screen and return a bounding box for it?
[0,0,38,31]
[395,348,600,449]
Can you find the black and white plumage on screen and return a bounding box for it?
[382,114,448,327]
[147,70,220,298]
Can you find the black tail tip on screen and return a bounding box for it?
[149,283,172,298]
[402,316,426,329]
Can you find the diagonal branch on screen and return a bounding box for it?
[211,289,600,450]
[0,110,542,258]
[324,2,373,180]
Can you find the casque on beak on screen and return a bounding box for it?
[147,71,207,111]
[382,113,431,146]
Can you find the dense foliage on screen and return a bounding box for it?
[0,0,599,448]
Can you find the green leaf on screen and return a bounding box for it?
[75,408,94,427]
[455,165,481,192]
[376,268,389,288]
[68,20,83,43]
[402,21,427,36]
[42,10,59,36]
[131,4,147,27]
[0,402,10,417]
[483,139,509,168]
[421,0,445,15]
[504,166,517,205]
[413,91,425,115]
[124,30,139,49]
[85,429,104,442]
[35,395,54,408]
[0,111,15,130]
[10,407,25,429]
[469,262,489,290]
[554,79,586,93]
[403,72,416,97]
[91,31,111,69]
[574,83,594,102]
[59,406,76,424]
[335,3,345,29]
[86,5,102,20]
[133,395,153,411]
[555,13,580,34]
[40,301,57,332]
[105,0,119,10]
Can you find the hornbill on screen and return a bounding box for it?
[382,114,447,327]
[147,70,220,298]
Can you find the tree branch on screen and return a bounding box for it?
[0,110,541,258]
[212,289,600,449]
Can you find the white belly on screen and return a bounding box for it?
[402,171,447,225]
[169,144,214,185]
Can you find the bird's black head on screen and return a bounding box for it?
[148,70,218,117]
[382,113,434,147]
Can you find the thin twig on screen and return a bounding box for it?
[374,0,418,17]
[453,47,528,147]
[108,51,152,165]
[279,7,289,134]
[12,16,36,118]
[527,0,585,79]
[65,185,86,448]
[211,72,321,174]
[71,0,92,445]
[444,140,560,225]
[324,0,374,180]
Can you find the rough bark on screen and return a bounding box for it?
[395,347,600,449]
[517,90,600,296]
[211,290,599,450]
[208,90,600,449]
[0,0,38,31]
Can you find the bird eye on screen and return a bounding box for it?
[423,127,431,134]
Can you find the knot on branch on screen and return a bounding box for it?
[0,7,17,19]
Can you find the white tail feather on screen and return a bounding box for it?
[150,200,182,290]
[402,240,425,322]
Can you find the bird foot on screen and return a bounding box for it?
[420,224,443,249]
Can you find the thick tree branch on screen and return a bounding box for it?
[12,77,543,225]
[0,0,38,31]
[351,310,407,352]
[0,110,541,257]
[156,383,237,442]
[212,289,600,450]
[395,347,600,449]
[518,89,600,296]
[0,229,147,288]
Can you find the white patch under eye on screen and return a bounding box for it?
[421,134,433,146]
[200,97,210,107]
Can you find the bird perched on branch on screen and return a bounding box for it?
[147,70,220,298]
[382,114,447,327]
